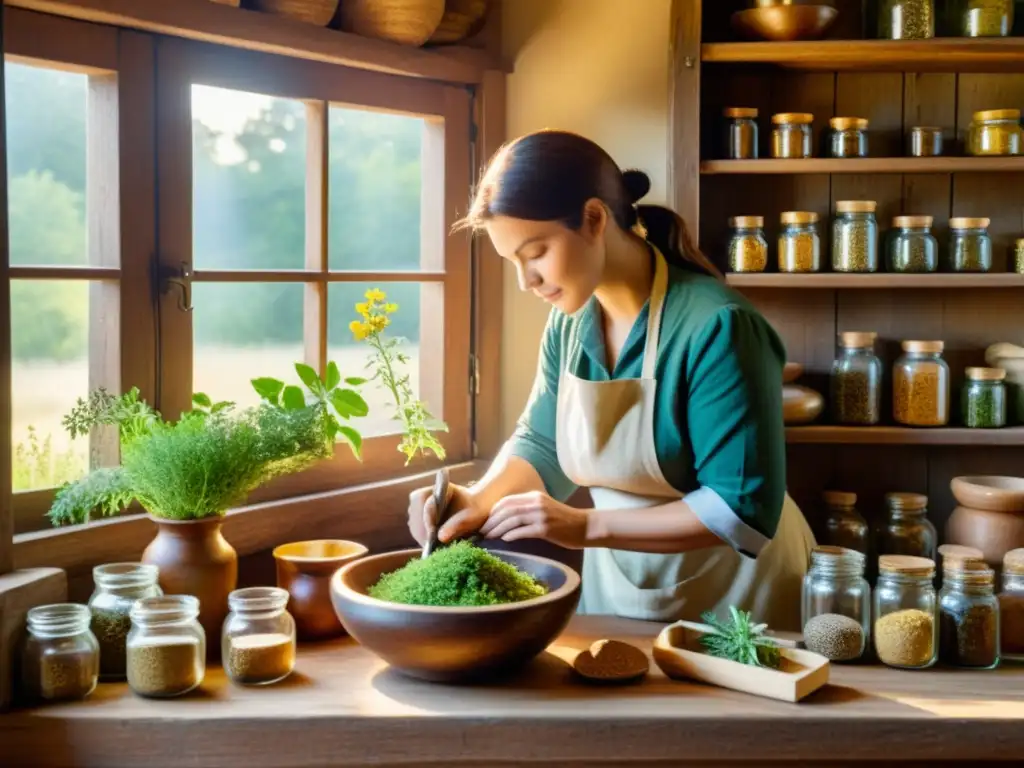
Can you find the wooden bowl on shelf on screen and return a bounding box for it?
[731,4,839,42]
[245,0,339,26]
[783,361,804,384]
[950,476,1024,514]
[333,0,446,47]
[946,505,1024,567]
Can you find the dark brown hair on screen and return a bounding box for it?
[457,129,721,279]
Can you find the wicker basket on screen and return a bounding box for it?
[334,0,446,47]
[246,0,339,26]
[428,0,487,44]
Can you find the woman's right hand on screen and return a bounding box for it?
[407,483,489,546]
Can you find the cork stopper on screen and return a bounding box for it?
[965,367,1006,381]
[836,200,877,214]
[780,211,818,225]
[772,112,814,125]
[830,117,869,130]
[942,553,989,572]
[724,107,758,119]
[729,215,765,228]
[974,108,1021,122]
[879,555,935,577]
[938,544,984,563]
[823,490,857,507]
[893,215,934,228]
[950,217,991,230]
[901,340,944,354]
[839,331,877,349]
[886,491,928,511]
[1004,548,1024,575]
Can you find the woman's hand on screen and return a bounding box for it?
[480,491,591,549]
[407,484,488,547]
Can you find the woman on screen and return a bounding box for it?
[407,130,815,630]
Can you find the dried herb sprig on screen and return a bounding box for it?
[699,606,782,669]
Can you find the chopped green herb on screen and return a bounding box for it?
[699,606,782,669]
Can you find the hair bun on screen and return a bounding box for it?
[622,169,651,204]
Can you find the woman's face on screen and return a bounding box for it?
[484,203,608,315]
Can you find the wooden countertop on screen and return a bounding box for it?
[3,615,1023,767]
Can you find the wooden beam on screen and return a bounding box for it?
[303,101,328,376]
[669,0,701,235]
[0,6,12,576]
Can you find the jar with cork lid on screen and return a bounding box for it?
[724,107,759,160]
[126,595,205,699]
[778,211,820,273]
[222,586,297,686]
[832,201,878,273]
[873,555,938,670]
[887,216,938,273]
[948,217,993,272]
[771,113,814,159]
[997,548,1024,660]
[88,562,163,682]
[829,117,869,158]
[727,216,768,273]
[939,557,1000,669]
[894,340,950,427]
[830,331,882,426]
[967,109,1022,156]
[818,491,870,555]
[801,546,871,662]
[21,603,100,703]
[962,367,1007,429]
[877,492,938,560]
[908,126,944,157]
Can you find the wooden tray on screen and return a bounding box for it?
[652,620,829,703]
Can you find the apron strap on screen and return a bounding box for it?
[641,246,669,381]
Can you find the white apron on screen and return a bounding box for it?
[555,248,815,631]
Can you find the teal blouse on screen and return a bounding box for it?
[507,262,788,558]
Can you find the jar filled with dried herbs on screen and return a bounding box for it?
[894,340,949,426]
[724,107,759,160]
[829,117,869,158]
[818,491,870,555]
[832,201,879,272]
[21,604,100,703]
[879,0,936,39]
[778,211,821,272]
[939,558,1000,669]
[888,215,938,273]
[1015,237,1024,274]
[962,366,1007,428]
[908,126,944,157]
[126,595,205,699]
[222,586,296,686]
[878,492,938,560]
[874,555,938,669]
[998,548,1024,659]
[948,217,993,272]
[771,113,814,159]
[830,331,882,426]
[88,563,162,682]
[958,0,1015,36]
[801,546,870,662]
[967,110,1023,156]
[727,216,768,273]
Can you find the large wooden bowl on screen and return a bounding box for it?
[330,548,581,682]
[946,505,1024,567]
[950,476,1024,513]
[732,5,838,41]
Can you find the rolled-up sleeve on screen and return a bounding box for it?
[506,311,579,502]
[683,305,787,558]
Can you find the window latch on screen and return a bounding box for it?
[161,261,193,313]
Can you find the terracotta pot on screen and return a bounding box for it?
[140,516,238,659]
[945,505,1024,568]
[273,539,368,641]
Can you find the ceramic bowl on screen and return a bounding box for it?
[330,548,581,682]
[732,5,838,41]
[274,539,368,641]
[946,505,1024,567]
[950,476,1024,514]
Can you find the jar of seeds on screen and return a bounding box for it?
[959,0,1015,36]
[779,211,821,272]
[724,107,759,160]
[998,548,1024,659]
[894,340,950,426]
[727,216,768,273]
[21,604,99,703]
[908,126,944,157]
[1015,237,1024,273]
[939,557,1000,669]
[126,595,205,699]
[949,217,993,272]
[887,216,938,273]
[967,110,1023,156]
[829,117,869,158]
[830,331,883,426]
[801,546,870,662]
[222,586,296,686]
[878,492,938,560]
[873,555,938,669]
[818,491,870,554]
[771,113,814,159]
[879,0,936,38]
[832,201,879,272]
[88,563,162,682]
[962,366,1007,428]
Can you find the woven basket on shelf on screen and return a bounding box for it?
[246,0,340,26]
[428,0,487,44]
[334,0,446,47]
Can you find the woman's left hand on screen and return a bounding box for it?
[480,491,590,549]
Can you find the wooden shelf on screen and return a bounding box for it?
[7,0,505,84]
[701,38,1024,72]
[702,157,1024,175]
[786,426,1024,446]
[727,273,1024,289]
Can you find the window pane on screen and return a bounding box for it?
[192,282,305,408]
[11,280,91,491]
[327,283,425,438]
[192,85,306,270]
[328,107,424,271]
[5,62,88,267]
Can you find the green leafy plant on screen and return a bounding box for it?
[699,606,782,669]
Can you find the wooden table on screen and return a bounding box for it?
[3,615,1022,767]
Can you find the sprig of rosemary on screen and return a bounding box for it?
[699,606,782,669]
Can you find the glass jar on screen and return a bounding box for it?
[21,604,99,703]
[959,0,1015,36]
[88,563,162,682]
[126,595,205,699]
[873,555,938,669]
[887,215,938,273]
[948,217,993,272]
[967,109,1023,156]
[222,586,297,686]
[879,0,936,38]
[1015,237,1024,274]
[727,216,768,273]
[830,331,883,426]
[832,200,879,272]
[908,126,944,157]
[778,211,821,272]
[998,548,1024,659]
[962,367,1007,428]
[724,107,759,160]
[939,558,1000,668]
[829,117,869,158]
[801,546,870,662]
[878,492,938,560]
[893,340,950,426]
[771,113,814,159]
[818,491,870,554]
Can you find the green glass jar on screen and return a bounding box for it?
[879,0,936,39]
[962,367,1007,428]
[948,217,993,272]
[887,216,938,273]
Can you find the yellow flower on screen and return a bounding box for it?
[370,315,389,332]
[349,320,369,341]
[384,303,398,314]
[365,288,386,303]
[355,302,370,318]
